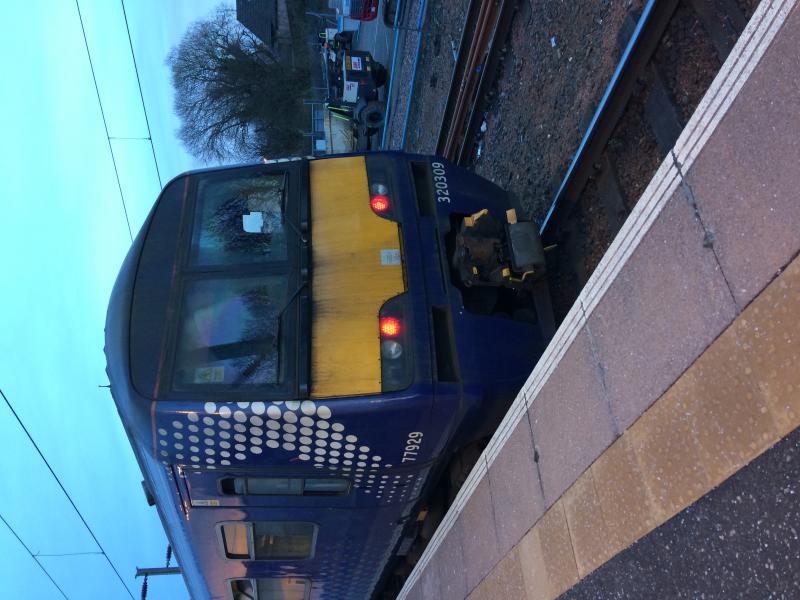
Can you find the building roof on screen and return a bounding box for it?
[236,0,278,47]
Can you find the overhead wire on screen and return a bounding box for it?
[2,3,171,598]
[120,0,164,190]
[34,551,105,558]
[0,388,136,599]
[74,0,134,243]
[0,512,70,599]
[75,0,167,243]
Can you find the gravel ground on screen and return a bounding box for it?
[473,0,648,222]
[383,0,471,149]
[575,0,761,280]
[385,0,646,223]
[381,0,759,322]
[656,1,722,124]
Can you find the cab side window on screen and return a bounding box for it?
[220,477,350,496]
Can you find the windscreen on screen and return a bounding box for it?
[191,173,288,267]
[174,277,287,388]
[129,163,307,400]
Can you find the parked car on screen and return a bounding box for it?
[337,0,380,21]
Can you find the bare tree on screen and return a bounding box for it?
[167,5,308,162]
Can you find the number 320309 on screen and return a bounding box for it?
[431,162,450,203]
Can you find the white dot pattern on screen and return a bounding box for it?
[156,400,394,490]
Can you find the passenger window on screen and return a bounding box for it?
[221,523,250,560]
[174,277,287,388]
[246,478,303,495]
[220,477,350,496]
[230,578,309,600]
[304,478,350,494]
[220,522,315,560]
[192,173,288,267]
[253,522,314,559]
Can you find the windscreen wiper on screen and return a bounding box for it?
[275,280,307,324]
[207,338,275,361]
[280,172,307,244]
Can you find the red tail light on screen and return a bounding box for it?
[379,317,401,337]
[370,194,390,214]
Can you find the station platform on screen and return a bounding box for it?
[398,0,800,597]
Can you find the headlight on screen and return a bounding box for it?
[381,339,403,360]
[370,183,389,196]
[379,293,413,392]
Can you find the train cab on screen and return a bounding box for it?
[105,152,550,599]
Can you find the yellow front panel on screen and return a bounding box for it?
[309,156,406,397]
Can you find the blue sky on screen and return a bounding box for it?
[0,2,234,598]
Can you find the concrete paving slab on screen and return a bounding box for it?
[587,189,738,431]
[402,579,424,600]
[628,385,714,524]
[529,327,617,507]
[562,470,618,577]
[434,521,468,600]
[396,3,800,598]
[729,255,800,436]
[671,326,780,486]
[517,526,550,600]
[533,501,580,598]
[457,477,501,593]
[467,548,527,600]
[486,412,546,555]
[417,559,441,600]
[681,4,800,309]
[590,432,657,552]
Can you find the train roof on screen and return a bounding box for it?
[104,209,211,598]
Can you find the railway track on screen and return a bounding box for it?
[536,0,757,321]
[436,0,516,163]
[435,0,757,322]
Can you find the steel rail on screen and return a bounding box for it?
[443,2,495,157]
[436,0,483,157]
[436,0,516,163]
[400,0,430,148]
[455,0,516,164]
[380,0,408,148]
[538,0,680,244]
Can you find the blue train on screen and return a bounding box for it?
[105,152,550,599]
